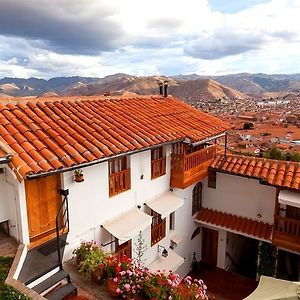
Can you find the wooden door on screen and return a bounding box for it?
[25,174,61,243]
[202,227,218,266]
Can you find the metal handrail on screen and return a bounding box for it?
[56,189,70,269]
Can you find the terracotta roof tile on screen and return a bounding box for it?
[196,208,272,240]
[210,154,300,191]
[0,95,231,179]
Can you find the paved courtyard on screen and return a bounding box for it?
[190,263,258,300]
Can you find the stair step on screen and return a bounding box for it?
[46,283,77,300]
[25,262,61,285]
[32,270,69,294]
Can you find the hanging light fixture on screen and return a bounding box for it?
[158,245,168,258]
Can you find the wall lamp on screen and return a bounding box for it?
[158,245,168,258]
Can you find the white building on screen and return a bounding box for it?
[0,95,230,299]
[1,95,299,299]
[194,154,300,281]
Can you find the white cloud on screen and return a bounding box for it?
[0,0,300,77]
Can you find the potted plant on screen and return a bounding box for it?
[170,276,208,299]
[72,241,95,266]
[74,169,84,183]
[114,265,147,299]
[78,246,107,284]
[105,254,132,298]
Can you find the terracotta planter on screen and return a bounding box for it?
[91,268,106,285]
[75,255,83,268]
[74,174,84,183]
[106,278,120,298]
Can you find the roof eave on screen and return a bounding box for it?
[25,139,185,180]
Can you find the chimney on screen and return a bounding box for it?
[163,80,168,97]
[158,82,163,95]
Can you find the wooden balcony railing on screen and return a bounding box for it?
[151,219,166,246]
[171,145,217,189]
[273,215,300,252]
[116,240,132,259]
[151,157,166,179]
[109,169,131,197]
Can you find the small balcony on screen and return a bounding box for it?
[109,168,131,197]
[170,144,217,189]
[151,157,166,179]
[272,215,300,252]
[151,219,166,246]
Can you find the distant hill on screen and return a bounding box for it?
[64,75,179,96]
[0,76,99,97]
[1,72,300,100]
[169,79,246,103]
[212,73,300,96]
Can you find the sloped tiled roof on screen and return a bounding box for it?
[210,154,300,191]
[196,208,272,241]
[0,95,231,179]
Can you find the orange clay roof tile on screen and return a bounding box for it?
[196,208,272,240]
[210,154,300,191]
[0,95,231,179]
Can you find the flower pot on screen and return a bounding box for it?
[75,255,83,268]
[91,268,106,285]
[74,174,84,183]
[106,278,120,298]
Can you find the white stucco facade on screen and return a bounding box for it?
[0,168,28,244]
[2,145,283,278]
[33,144,201,277]
[198,171,277,270]
[202,172,276,224]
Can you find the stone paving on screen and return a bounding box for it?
[64,258,113,300]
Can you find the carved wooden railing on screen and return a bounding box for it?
[151,219,166,246]
[171,145,217,188]
[151,157,166,179]
[116,241,132,259]
[109,169,131,197]
[273,215,300,252]
[274,215,300,237]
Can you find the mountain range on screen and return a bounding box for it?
[1,73,300,102]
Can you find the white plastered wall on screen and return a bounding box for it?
[60,145,204,277]
[199,171,277,271]
[202,172,276,223]
[171,183,204,277]
[0,167,29,244]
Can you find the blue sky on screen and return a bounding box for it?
[0,0,299,78]
[208,0,270,13]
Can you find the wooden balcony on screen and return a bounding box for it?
[109,169,131,197]
[170,145,217,189]
[272,215,300,252]
[116,240,132,259]
[151,219,166,246]
[151,157,166,179]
